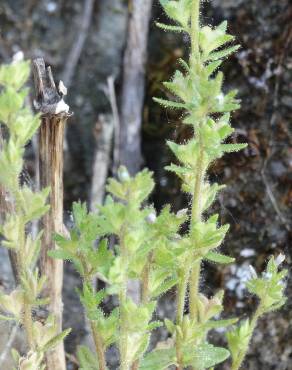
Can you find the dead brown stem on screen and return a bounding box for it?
[33,58,71,370]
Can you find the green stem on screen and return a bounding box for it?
[176,4,204,368]
[189,145,205,322]
[177,271,189,325]
[189,0,204,323]
[188,5,206,366]
[189,261,201,321]
[119,230,130,370]
[190,0,201,68]
[231,305,262,370]
[190,148,205,227]
[90,320,107,370]
[130,255,152,370]
[119,286,129,370]
[82,264,107,370]
[23,302,35,349]
[141,257,151,304]
[176,269,189,370]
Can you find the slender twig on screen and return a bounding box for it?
[61,0,95,87]
[261,158,291,232]
[106,76,121,175]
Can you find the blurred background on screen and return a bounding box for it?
[0,0,291,369]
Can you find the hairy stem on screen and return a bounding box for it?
[176,269,189,370]
[190,148,205,227]
[189,261,201,321]
[177,271,189,325]
[231,305,262,370]
[188,7,208,370]
[190,0,201,68]
[188,0,205,324]
[119,287,129,370]
[119,230,130,370]
[175,2,204,367]
[141,258,151,304]
[23,302,34,349]
[82,267,107,370]
[189,143,205,322]
[130,255,152,370]
[90,321,106,370]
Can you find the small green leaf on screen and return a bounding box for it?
[186,343,230,369]
[41,328,71,352]
[48,249,75,261]
[164,318,176,334]
[139,348,176,370]
[207,45,240,61]
[221,143,247,153]
[226,320,251,362]
[204,318,238,330]
[153,97,186,109]
[77,345,99,370]
[156,22,185,32]
[205,251,235,264]
[205,60,223,76]
[151,277,178,298]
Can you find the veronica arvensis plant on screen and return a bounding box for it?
[154,0,287,369]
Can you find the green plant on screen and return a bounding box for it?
[226,254,287,370]
[52,168,185,370]
[0,60,70,369]
[50,1,287,370]
[154,0,287,369]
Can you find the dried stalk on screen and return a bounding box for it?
[32,58,70,370]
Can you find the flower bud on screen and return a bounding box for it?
[275,253,285,267]
[248,265,258,279]
[117,166,130,182]
[146,212,156,224]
